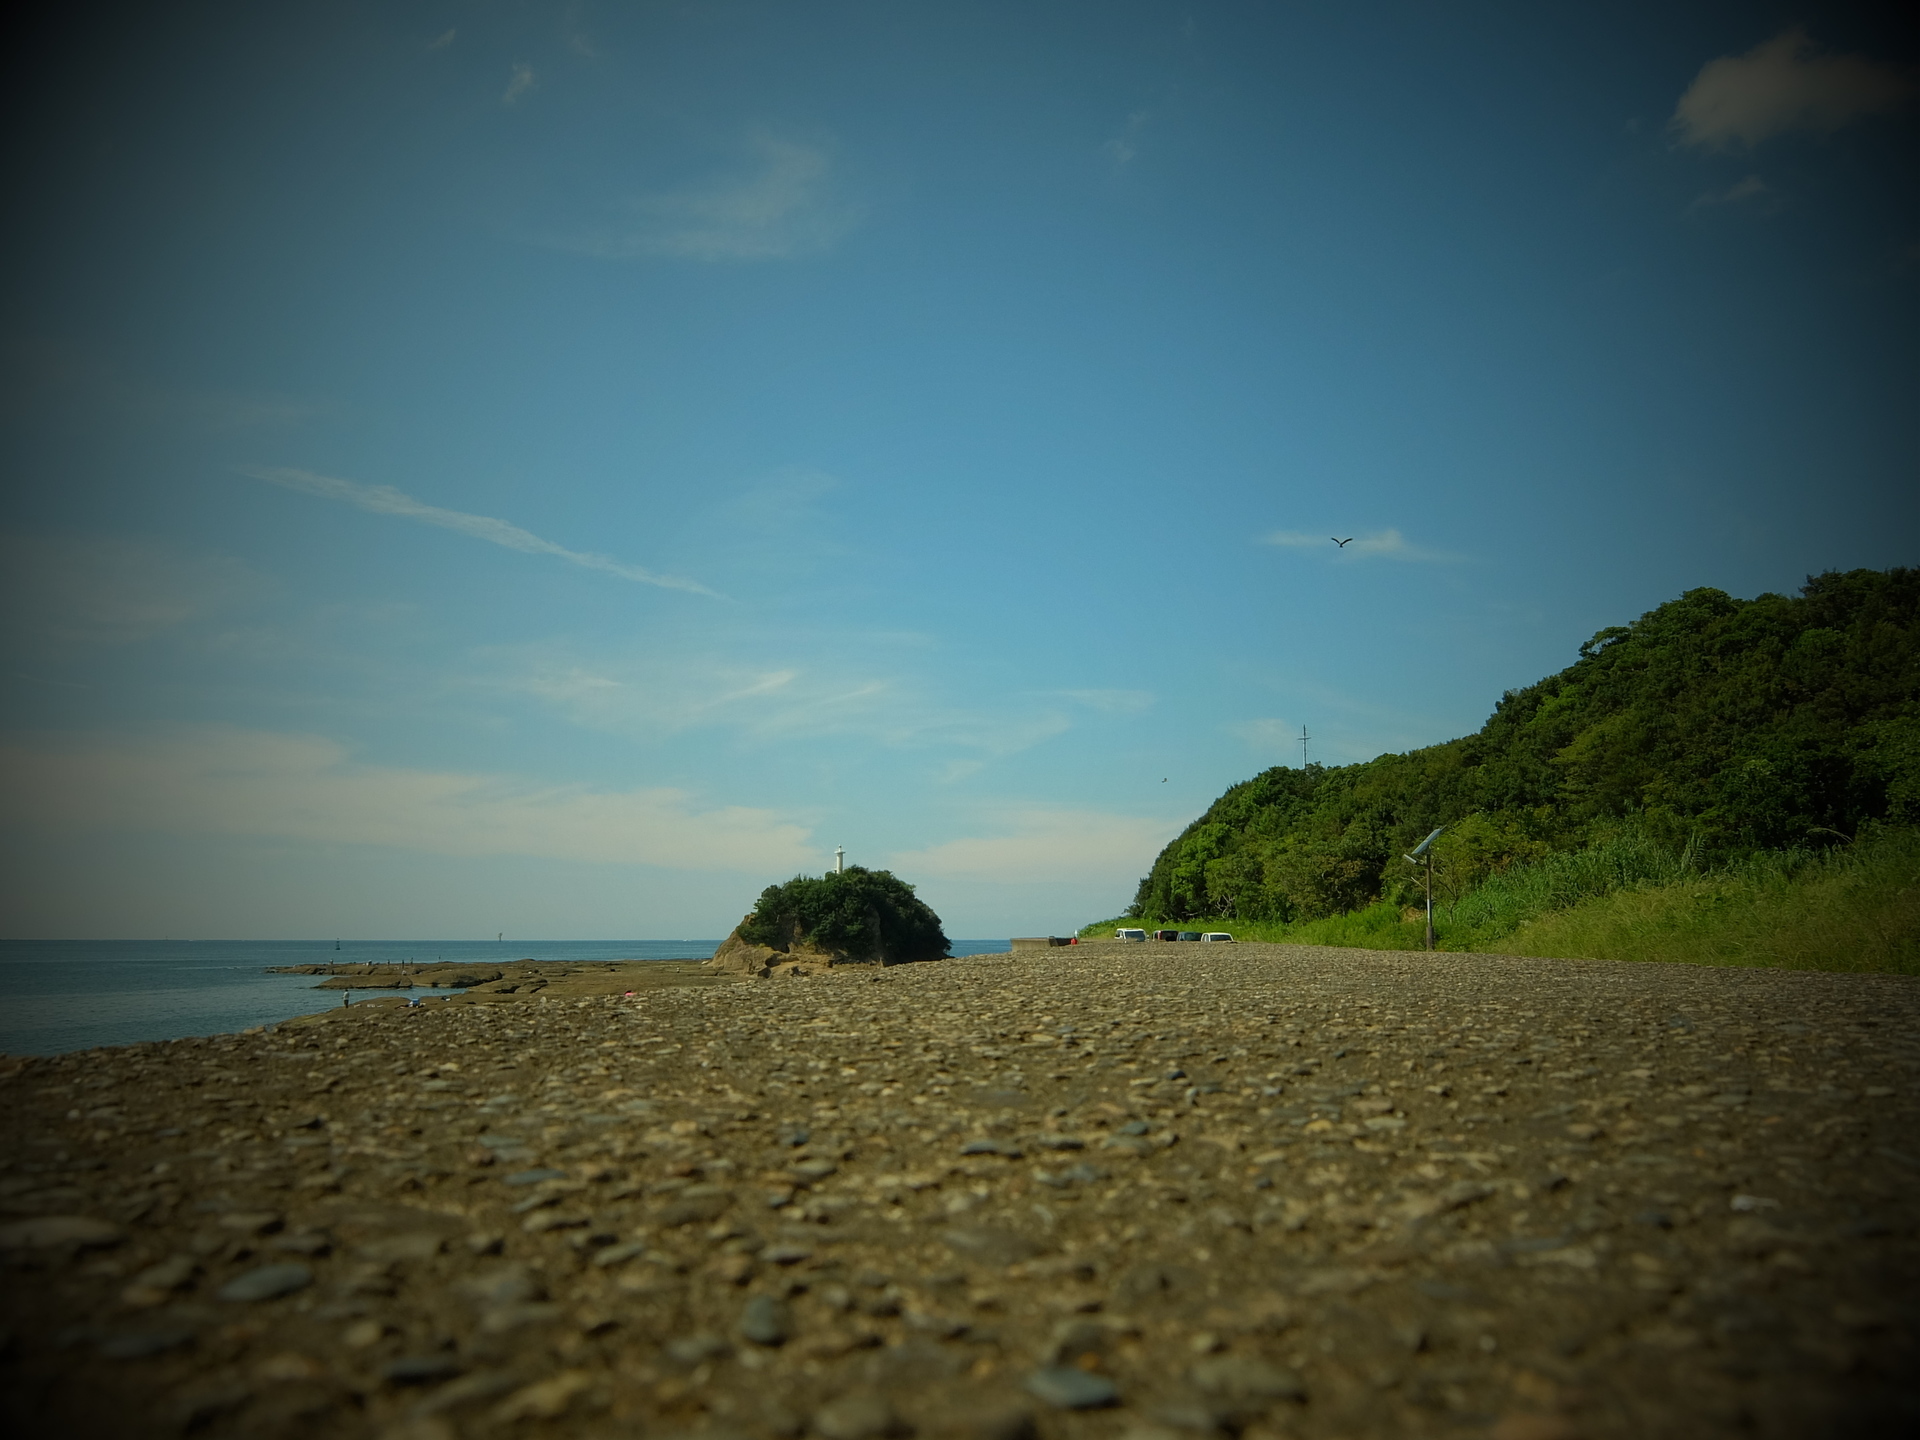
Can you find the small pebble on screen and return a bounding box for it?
[1024,1366,1119,1409]
[738,1294,791,1346]
[217,1263,312,1302]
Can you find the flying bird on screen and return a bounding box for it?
[1332,537,1353,548]
[1161,777,1168,783]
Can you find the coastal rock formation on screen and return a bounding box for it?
[3,946,1916,1440]
[707,917,886,978]
[708,868,950,978]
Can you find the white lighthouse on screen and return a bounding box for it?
[833,846,845,875]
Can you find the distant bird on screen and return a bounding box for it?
[1161,777,1168,783]
[1332,537,1353,548]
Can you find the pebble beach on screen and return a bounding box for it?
[2,943,1915,1440]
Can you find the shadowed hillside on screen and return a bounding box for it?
[1126,567,1919,926]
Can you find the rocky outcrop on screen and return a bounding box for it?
[706,916,888,978]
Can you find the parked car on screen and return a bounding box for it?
[1201,932,1234,942]
[1115,928,1147,941]
[1151,929,1181,941]
[1178,931,1202,941]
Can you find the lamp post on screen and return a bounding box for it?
[1404,828,1444,951]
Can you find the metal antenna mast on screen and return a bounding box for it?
[1300,725,1311,768]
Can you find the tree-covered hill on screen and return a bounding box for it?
[739,866,950,964]
[1131,568,1920,924]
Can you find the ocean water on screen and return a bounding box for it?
[0,938,1014,1056]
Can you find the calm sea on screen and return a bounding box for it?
[0,939,1014,1056]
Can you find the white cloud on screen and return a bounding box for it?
[428,28,456,51]
[1261,528,1462,562]
[886,808,1182,887]
[1056,689,1155,714]
[1672,28,1914,151]
[241,467,716,596]
[503,63,535,104]
[0,533,262,647]
[557,135,862,262]
[0,728,817,873]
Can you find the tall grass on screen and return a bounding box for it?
[1081,827,1920,973]
[1490,829,1920,973]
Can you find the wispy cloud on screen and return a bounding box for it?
[1,533,262,647]
[1230,718,1307,753]
[1056,688,1155,714]
[427,28,456,51]
[241,467,716,596]
[498,648,1071,761]
[1672,28,1914,151]
[1688,174,1771,211]
[1104,109,1150,167]
[887,808,1182,887]
[1261,528,1463,562]
[503,63,535,104]
[0,728,818,873]
[563,3,598,58]
[555,135,862,262]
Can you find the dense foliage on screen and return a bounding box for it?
[1131,568,1920,924]
[739,866,950,963]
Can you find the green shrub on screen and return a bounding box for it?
[739,867,949,964]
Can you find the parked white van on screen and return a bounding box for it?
[1201,932,1234,942]
[1115,928,1148,941]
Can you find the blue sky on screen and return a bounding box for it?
[2,2,1914,940]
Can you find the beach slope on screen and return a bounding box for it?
[2,944,1914,1438]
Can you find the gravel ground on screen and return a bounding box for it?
[2,943,1916,1440]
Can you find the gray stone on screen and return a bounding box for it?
[739,1294,791,1346]
[0,1215,125,1250]
[383,1353,464,1385]
[99,1326,196,1360]
[812,1391,906,1440]
[127,1255,197,1293]
[591,1241,648,1268]
[661,1192,730,1226]
[944,1227,1045,1266]
[359,1232,445,1263]
[667,1333,732,1365]
[1024,1366,1119,1409]
[458,1266,543,1307]
[215,1210,283,1235]
[217,1262,312,1301]
[1190,1354,1305,1406]
[502,1167,567,1186]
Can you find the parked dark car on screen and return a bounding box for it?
[1178,931,1202,941]
[1151,929,1181,941]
